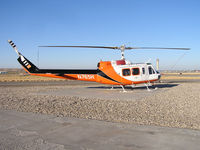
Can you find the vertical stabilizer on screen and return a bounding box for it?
[8,40,39,73]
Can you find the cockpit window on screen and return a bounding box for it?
[152,69,155,74]
[122,69,130,76]
[132,68,140,75]
[148,67,153,74]
[148,66,155,74]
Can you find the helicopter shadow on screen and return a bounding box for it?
[87,83,179,90]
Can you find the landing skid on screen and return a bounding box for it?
[110,85,127,92]
[120,85,127,93]
[144,82,158,91]
[109,83,158,92]
[110,85,114,90]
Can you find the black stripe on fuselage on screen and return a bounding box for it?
[97,69,121,84]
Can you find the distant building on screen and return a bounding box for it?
[0,71,8,74]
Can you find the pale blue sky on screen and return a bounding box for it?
[0,0,200,70]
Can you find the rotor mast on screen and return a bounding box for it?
[120,45,125,60]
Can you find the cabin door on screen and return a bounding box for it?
[141,67,148,81]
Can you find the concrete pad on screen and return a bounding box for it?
[0,109,200,150]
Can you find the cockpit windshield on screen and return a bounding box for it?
[148,66,155,74]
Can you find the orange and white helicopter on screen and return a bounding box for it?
[8,40,189,92]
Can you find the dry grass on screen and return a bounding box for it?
[161,72,200,80]
[163,72,200,75]
[0,74,65,82]
[161,76,200,80]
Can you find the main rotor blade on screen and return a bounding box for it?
[125,47,190,50]
[39,45,119,49]
[39,45,190,50]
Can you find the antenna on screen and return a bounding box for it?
[170,52,187,70]
[37,47,40,67]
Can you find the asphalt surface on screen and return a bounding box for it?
[1,110,200,150]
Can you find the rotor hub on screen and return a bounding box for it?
[119,44,125,51]
[119,45,126,60]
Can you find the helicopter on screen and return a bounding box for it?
[8,40,190,92]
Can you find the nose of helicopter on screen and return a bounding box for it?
[158,74,161,80]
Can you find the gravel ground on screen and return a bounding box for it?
[0,82,200,130]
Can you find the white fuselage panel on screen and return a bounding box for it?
[111,60,160,82]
